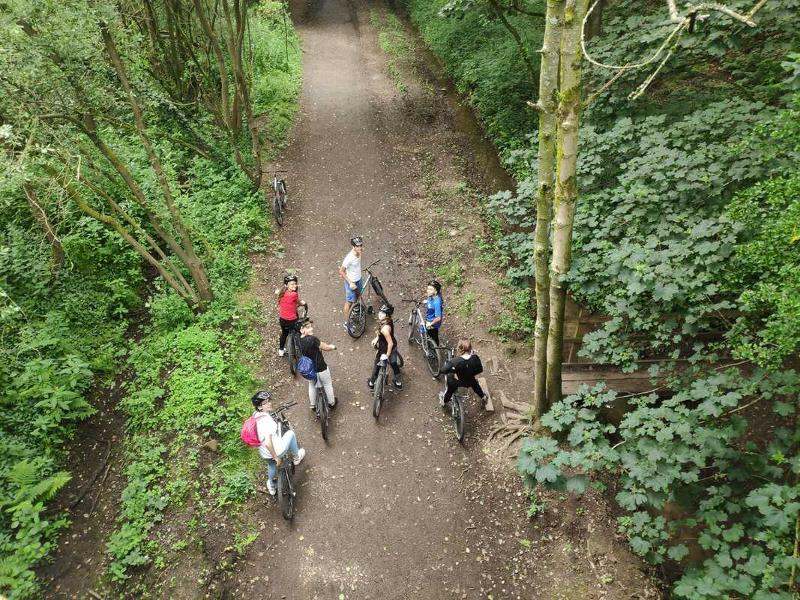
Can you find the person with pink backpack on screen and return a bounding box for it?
[241,391,306,495]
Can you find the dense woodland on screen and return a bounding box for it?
[400,0,800,596]
[1,0,798,597]
[0,1,300,596]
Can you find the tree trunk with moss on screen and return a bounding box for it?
[532,0,564,418]
[545,0,588,408]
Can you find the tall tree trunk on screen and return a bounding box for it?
[532,0,564,418]
[100,24,213,307]
[585,0,605,39]
[23,184,64,274]
[545,0,588,408]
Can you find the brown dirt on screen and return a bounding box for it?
[224,1,662,598]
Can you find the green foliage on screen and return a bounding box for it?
[434,258,464,287]
[371,9,414,94]
[519,368,800,598]
[0,0,301,594]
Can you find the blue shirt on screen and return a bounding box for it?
[425,295,443,328]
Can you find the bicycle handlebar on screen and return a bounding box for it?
[364,259,381,271]
[272,401,297,415]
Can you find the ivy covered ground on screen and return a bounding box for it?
[399,0,800,597]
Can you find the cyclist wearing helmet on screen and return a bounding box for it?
[424,280,444,346]
[250,391,306,496]
[276,274,306,357]
[339,236,363,327]
[368,304,402,390]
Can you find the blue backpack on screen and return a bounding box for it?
[297,356,317,382]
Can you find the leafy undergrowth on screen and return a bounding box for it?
[104,4,302,588]
[0,2,300,597]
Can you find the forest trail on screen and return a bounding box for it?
[236,1,655,599]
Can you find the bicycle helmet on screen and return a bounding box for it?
[428,279,442,295]
[378,303,394,317]
[283,274,298,285]
[351,236,363,247]
[251,390,272,409]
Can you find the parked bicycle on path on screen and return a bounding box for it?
[345,259,390,339]
[404,296,442,378]
[271,170,288,226]
[438,339,487,443]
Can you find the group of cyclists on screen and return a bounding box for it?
[249,235,487,497]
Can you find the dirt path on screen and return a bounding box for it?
[235,1,658,599]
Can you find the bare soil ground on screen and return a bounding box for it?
[232,1,662,598]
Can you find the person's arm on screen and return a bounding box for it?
[380,325,393,359]
[320,341,337,351]
[338,263,347,281]
[339,256,355,287]
[264,435,281,464]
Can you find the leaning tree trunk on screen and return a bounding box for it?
[23,184,64,275]
[532,0,564,418]
[545,0,588,408]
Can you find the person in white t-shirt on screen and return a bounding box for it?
[250,391,306,496]
[338,235,364,328]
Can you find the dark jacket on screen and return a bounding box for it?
[441,353,483,383]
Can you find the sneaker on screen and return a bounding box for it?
[393,379,403,390]
[278,348,285,357]
[367,379,374,389]
[438,391,446,407]
[293,448,306,466]
[267,478,276,496]
[328,396,337,410]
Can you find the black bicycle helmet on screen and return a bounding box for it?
[378,303,394,316]
[251,390,272,409]
[428,279,442,295]
[284,274,298,285]
[351,235,363,247]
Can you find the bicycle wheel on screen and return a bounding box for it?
[318,386,330,441]
[425,337,441,377]
[452,395,466,443]
[273,194,284,227]
[372,367,385,419]
[408,311,417,343]
[287,333,299,376]
[277,468,294,520]
[347,302,366,338]
[278,181,287,209]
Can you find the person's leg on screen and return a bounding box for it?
[279,318,293,351]
[307,378,317,408]
[267,459,276,483]
[427,327,440,346]
[389,352,402,387]
[368,352,381,386]
[443,374,458,403]
[277,430,298,457]
[469,379,486,401]
[318,368,335,407]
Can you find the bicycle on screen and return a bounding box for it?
[371,352,403,420]
[404,299,442,377]
[270,400,298,520]
[285,304,309,376]
[441,348,469,443]
[313,375,332,441]
[346,259,389,339]
[271,171,288,226]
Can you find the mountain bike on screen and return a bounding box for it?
[404,299,442,377]
[441,348,468,443]
[285,304,309,376]
[371,352,403,420]
[313,376,332,441]
[346,259,389,339]
[271,171,288,226]
[270,401,298,520]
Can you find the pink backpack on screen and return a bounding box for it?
[240,414,265,447]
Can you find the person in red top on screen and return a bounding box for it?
[276,274,306,356]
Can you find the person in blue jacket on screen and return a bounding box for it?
[424,280,443,345]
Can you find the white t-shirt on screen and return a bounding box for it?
[341,250,362,283]
[254,410,278,460]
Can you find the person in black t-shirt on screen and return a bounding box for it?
[438,338,486,407]
[299,320,337,410]
[368,304,402,390]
